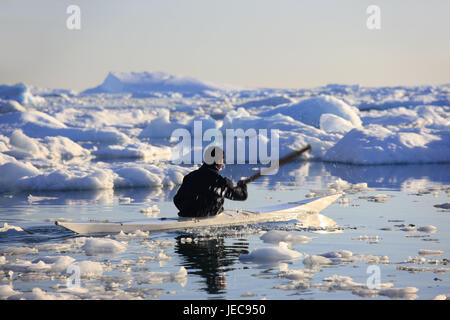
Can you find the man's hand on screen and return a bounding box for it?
[237,180,247,189]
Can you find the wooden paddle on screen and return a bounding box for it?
[239,144,312,185]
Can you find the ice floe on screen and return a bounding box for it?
[260,230,312,244]
[82,238,127,256]
[239,242,302,265]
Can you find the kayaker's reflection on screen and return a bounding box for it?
[174,235,248,295]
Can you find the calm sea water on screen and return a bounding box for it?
[0,162,449,300]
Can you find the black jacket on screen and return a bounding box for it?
[174,164,248,217]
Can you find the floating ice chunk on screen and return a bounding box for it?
[8,287,73,300]
[320,113,356,133]
[240,291,258,297]
[303,255,332,267]
[358,254,389,264]
[239,242,302,264]
[114,230,149,239]
[28,195,59,203]
[1,259,51,273]
[319,250,353,259]
[396,265,450,274]
[0,285,19,300]
[73,261,104,278]
[359,194,393,203]
[82,238,127,256]
[140,205,160,217]
[260,230,312,244]
[417,225,437,233]
[31,256,76,273]
[119,197,133,204]
[432,294,450,300]
[378,287,418,299]
[0,161,41,190]
[279,266,314,281]
[418,249,444,256]
[16,167,115,192]
[0,223,24,234]
[134,266,187,286]
[321,274,394,297]
[1,246,38,256]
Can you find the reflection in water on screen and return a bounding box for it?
[174,235,249,295]
[221,162,450,190]
[0,186,179,207]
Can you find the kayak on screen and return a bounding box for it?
[55,193,341,235]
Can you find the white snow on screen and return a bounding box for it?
[0,100,26,113]
[320,113,357,133]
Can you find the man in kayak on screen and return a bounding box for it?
[173,146,248,217]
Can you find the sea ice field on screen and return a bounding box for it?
[0,72,449,300]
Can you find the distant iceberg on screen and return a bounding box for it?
[82,71,239,97]
[0,83,45,105]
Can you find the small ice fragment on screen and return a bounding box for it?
[417,225,437,233]
[379,287,418,299]
[82,238,127,256]
[418,249,444,256]
[434,203,450,210]
[119,197,133,204]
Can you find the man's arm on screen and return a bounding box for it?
[223,178,248,201]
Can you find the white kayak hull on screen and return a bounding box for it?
[56,193,341,235]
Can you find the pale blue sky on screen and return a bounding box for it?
[0,0,449,91]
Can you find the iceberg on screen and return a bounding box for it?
[82,71,235,96]
[0,83,45,105]
[259,95,362,128]
[324,125,450,164]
